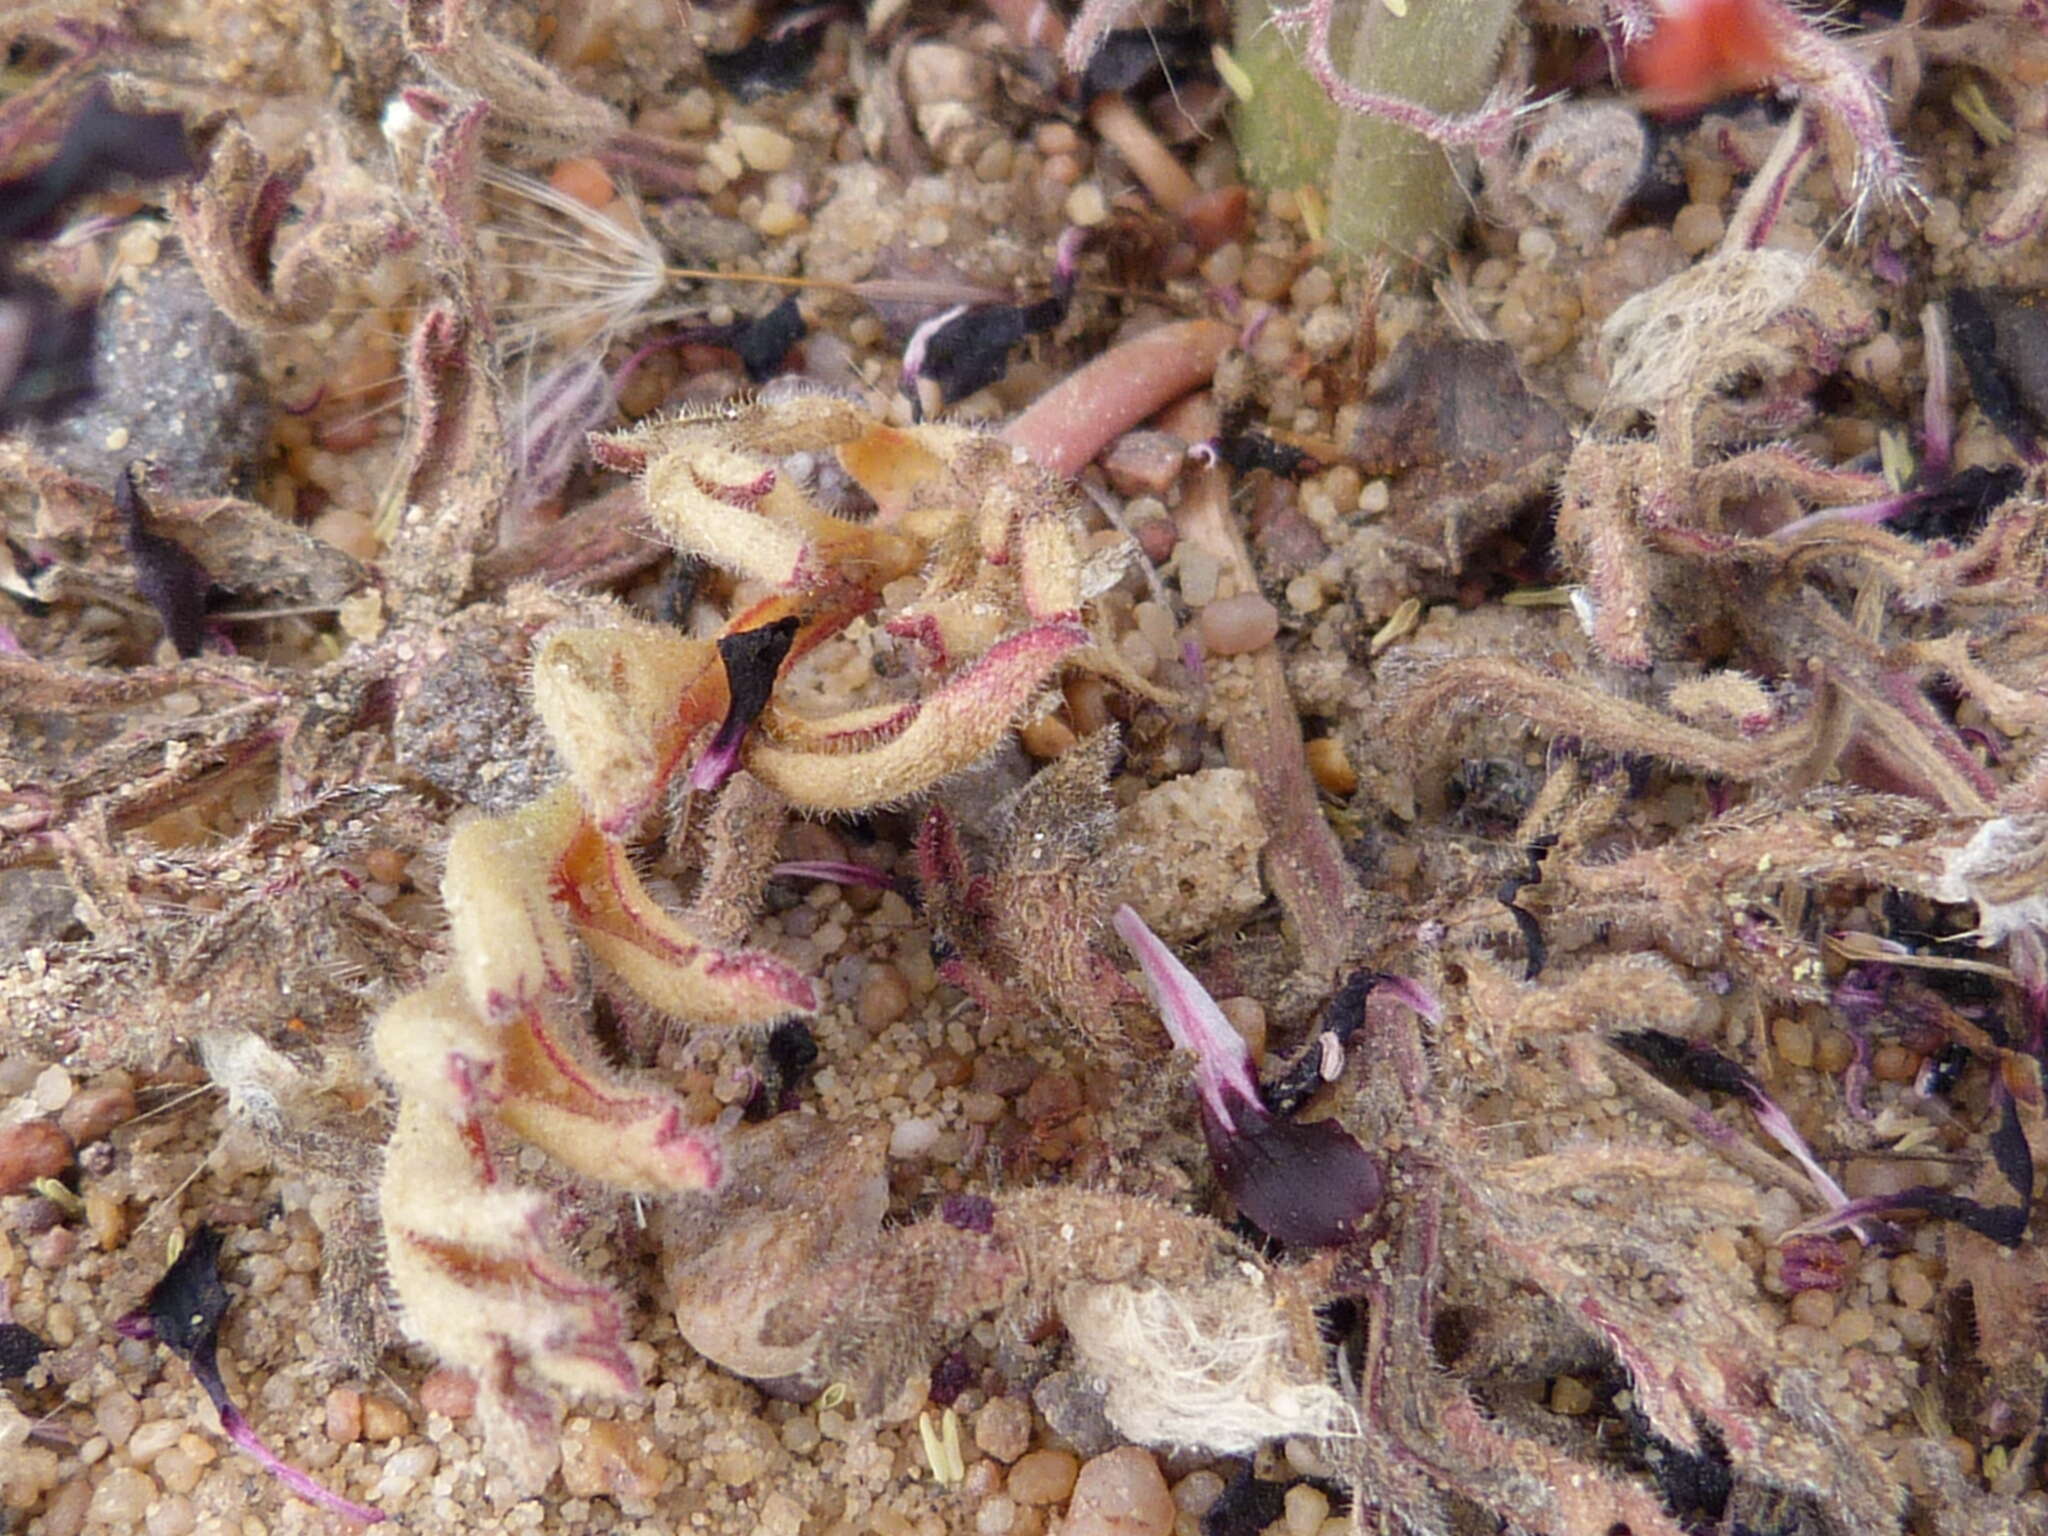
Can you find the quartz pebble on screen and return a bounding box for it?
[0,1118,72,1194]
[889,1116,939,1159]
[561,1418,672,1502]
[325,1386,364,1442]
[1063,1446,1174,1536]
[1197,592,1280,655]
[974,1395,1031,1463]
[1006,1448,1079,1505]
[857,964,914,1031]
[730,123,795,172]
[1284,1482,1332,1536]
[58,1083,134,1146]
[87,1466,156,1527]
[418,1366,478,1420]
[360,1395,409,1441]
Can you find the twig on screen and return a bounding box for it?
[1160,394,1367,984]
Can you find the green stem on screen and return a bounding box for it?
[1232,0,1518,259]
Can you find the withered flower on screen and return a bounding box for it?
[1114,905,1382,1246]
[117,1227,385,1525]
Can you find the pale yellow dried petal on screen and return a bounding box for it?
[565,831,819,1027]
[746,622,1090,811]
[532,622,717,830]
[443,784,582,1020]
[380,1100,641,1398]
[496,1003,723,1193]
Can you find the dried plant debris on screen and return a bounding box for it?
[0,83,193,425]
[8,1,2048,1532]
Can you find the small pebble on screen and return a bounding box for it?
[84,1190,124,1251]
[889,1116,940,1159]
[1789,1289,1837,1329]
[547,156,615,209]
[1065,182,1109,227]
[1671,202,1724,255]
[1021,714,1079,759]
[561,1418,672,1502]
[87,1466,156,1527]
[1814,1028,1855,1074]
[419,1366,478,1420]
[1284,1483,1332,1536]
[975,1396,1032,1463]
[1020,1072,1082,1126]
[1305,737,1357,796]
[857,964,915,1031]
[1772,1016,1815,1069]
[1007,1449,1080,1505]
[58,1083,134,1146]
[1549,1376,1595,1416]
[0,1118,72,1194]
[1063,1446,1173,1536]
[126,1420,183,1466]
[731,123,796,172]
[325,1387,364,1443]
[1241,251,1291,302]
[1101,432,1186,498]
[1890,1255,1936,1311]
[1197,592,1280,655]
[93,1391,140,1450]
[32,1065,73,1112]
[42,1479,90,1536]
[152,1447,200,1495]
[360,1395,409,1441]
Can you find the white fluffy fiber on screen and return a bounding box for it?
[1059,1278,1355,1455]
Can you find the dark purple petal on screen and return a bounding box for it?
[735,295,807,382]
[1777,1235,1848,1293]
[928,1349,975,1406]
[121,1227,384,1524]
[1203,1101,1382,1249]
[1078,25,1212,103]
[940,1193,997,1233]
[135,1224,229,1356]
[117,467,215,658]
[692,616,800,793]
[0,1320,49,1378]
[703,6,839,100]
[0,83,194,242]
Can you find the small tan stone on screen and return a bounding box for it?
[974,1395,1031,1463]
[1006,1448,1079,1505]
[562,1418,673,1503]
[418,1366,478,1420]
[0,1118,71,1194]
[359,1394,409,1441]
[1064,1446,1173,1536]
[58,1083,134,1145]
[324,1387,364,1443]
[730,123,795,173]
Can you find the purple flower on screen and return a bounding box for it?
[119,1227,384,1525]
[1114,906,1382,1246]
